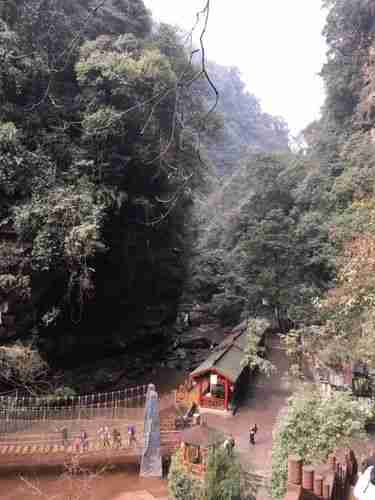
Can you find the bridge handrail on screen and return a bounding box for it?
[0,429,178,448]
[0,433,145,447]
[0,384,149,407]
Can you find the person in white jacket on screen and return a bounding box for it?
[354,465,375,500]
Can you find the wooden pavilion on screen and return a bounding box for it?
[189,324,250,413]
[180,423,226,477]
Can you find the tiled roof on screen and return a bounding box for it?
[189,330,246,383]
[190,319,270,383]
[180,424,227,447]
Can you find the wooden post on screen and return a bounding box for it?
[314,475,323,497]
[198,380,202,406]
[224,379,229,411]
[302,465,314,491]
[288,455,303,485]
[328,454,337,471]
[322,481,330,499]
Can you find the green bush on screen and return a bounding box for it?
[168,450,203,500]
[168,447,246,500]
[203,448,242,500]
[271,386,367,499]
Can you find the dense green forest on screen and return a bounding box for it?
[0,0,289,386]
[2,0,375,393]
[3,0,375,498]
[188,0,375,374]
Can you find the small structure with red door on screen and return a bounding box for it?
[189,326,250,414]
[180,422,227,478]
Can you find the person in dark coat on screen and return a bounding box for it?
[249,424,258,445]
[60,426,68,448]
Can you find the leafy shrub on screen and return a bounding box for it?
[271,386,367,499]
[168,450,202,500]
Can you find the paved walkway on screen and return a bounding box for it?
[205,335,291,478]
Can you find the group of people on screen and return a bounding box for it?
[58,424,137,452]
[222,423,258,455]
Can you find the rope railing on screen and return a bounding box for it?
[0,384,149,409]
[0,383,181,464]
[0,385,149,437]
[0,409,146,434]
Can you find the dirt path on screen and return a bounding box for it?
[205,334,291,478]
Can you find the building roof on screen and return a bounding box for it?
[180,424,226,447]
[189,327,249,384]
[190,318,270,383]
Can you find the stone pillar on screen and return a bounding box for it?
[140,384,162,478]
[314,475,323,497]
[302,465,314,491]
[288,455,303,485]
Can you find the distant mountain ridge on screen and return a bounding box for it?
[201,62,290,176]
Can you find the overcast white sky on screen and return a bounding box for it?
[143,0,328,136]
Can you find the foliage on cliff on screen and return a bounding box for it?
[0,0,215,362]
[188,0,375,377]
[0,0,294,369]
[186,150,335,327]
[284,0,375,374]
[198,63,289,175]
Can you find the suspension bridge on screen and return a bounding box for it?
[0,384,181,476]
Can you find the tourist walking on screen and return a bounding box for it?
[59,426,69,448]
[98,426,105,447]
[249,424,258,445]
[128,424,136,447]
[73,436,81,453]
[103,425,111,448]
[80,429,89,451]
[223,435,235,456]
[112,428,121,449]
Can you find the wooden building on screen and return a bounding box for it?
[188,325,250,414]
[180,423,226,477]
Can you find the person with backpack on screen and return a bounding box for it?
[354,465,375,500]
